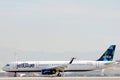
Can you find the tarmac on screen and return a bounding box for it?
[0,77,120,80]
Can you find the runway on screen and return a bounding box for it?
[0,77,120,80]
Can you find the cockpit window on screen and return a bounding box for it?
[6,64,10,66]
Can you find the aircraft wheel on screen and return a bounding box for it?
[57,72,62,77]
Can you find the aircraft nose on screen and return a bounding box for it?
[2,66,6,71]
[2,66,10,71]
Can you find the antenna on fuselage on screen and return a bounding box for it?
[69,57,76,64]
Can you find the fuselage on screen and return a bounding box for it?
[2,60,114,72]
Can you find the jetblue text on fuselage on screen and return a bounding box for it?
[17,63,35,68]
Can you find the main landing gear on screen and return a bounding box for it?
[57,72,62,77]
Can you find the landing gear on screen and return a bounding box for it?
[57,72,62,77]
[14,72,17,77]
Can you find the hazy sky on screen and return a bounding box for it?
[0,0,120,69]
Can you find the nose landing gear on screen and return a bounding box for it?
[14,72,17,77]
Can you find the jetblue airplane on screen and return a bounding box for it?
[2,45,116,77]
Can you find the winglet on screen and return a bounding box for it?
[69,57,76,64]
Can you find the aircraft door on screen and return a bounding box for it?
[96,62,99,69]
[12,63,17,70]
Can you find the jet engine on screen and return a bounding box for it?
[42,69,56,75]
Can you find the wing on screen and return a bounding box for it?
[48,57,76,72]
[49,64,68,72]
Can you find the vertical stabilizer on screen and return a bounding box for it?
[97,45,116,61]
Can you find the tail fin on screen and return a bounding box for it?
[97,45,116,61]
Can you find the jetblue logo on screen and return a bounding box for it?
[17,63,35,68]
[103,56,111,59]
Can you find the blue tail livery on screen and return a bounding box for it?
[97,45,116,61]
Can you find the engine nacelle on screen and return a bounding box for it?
[42,69,56,75]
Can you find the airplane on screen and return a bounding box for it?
[2,45,116,77]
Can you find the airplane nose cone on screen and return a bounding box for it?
[2,66,9,71]
[2,67,6,71]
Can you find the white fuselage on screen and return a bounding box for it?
[2,61,114,72]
